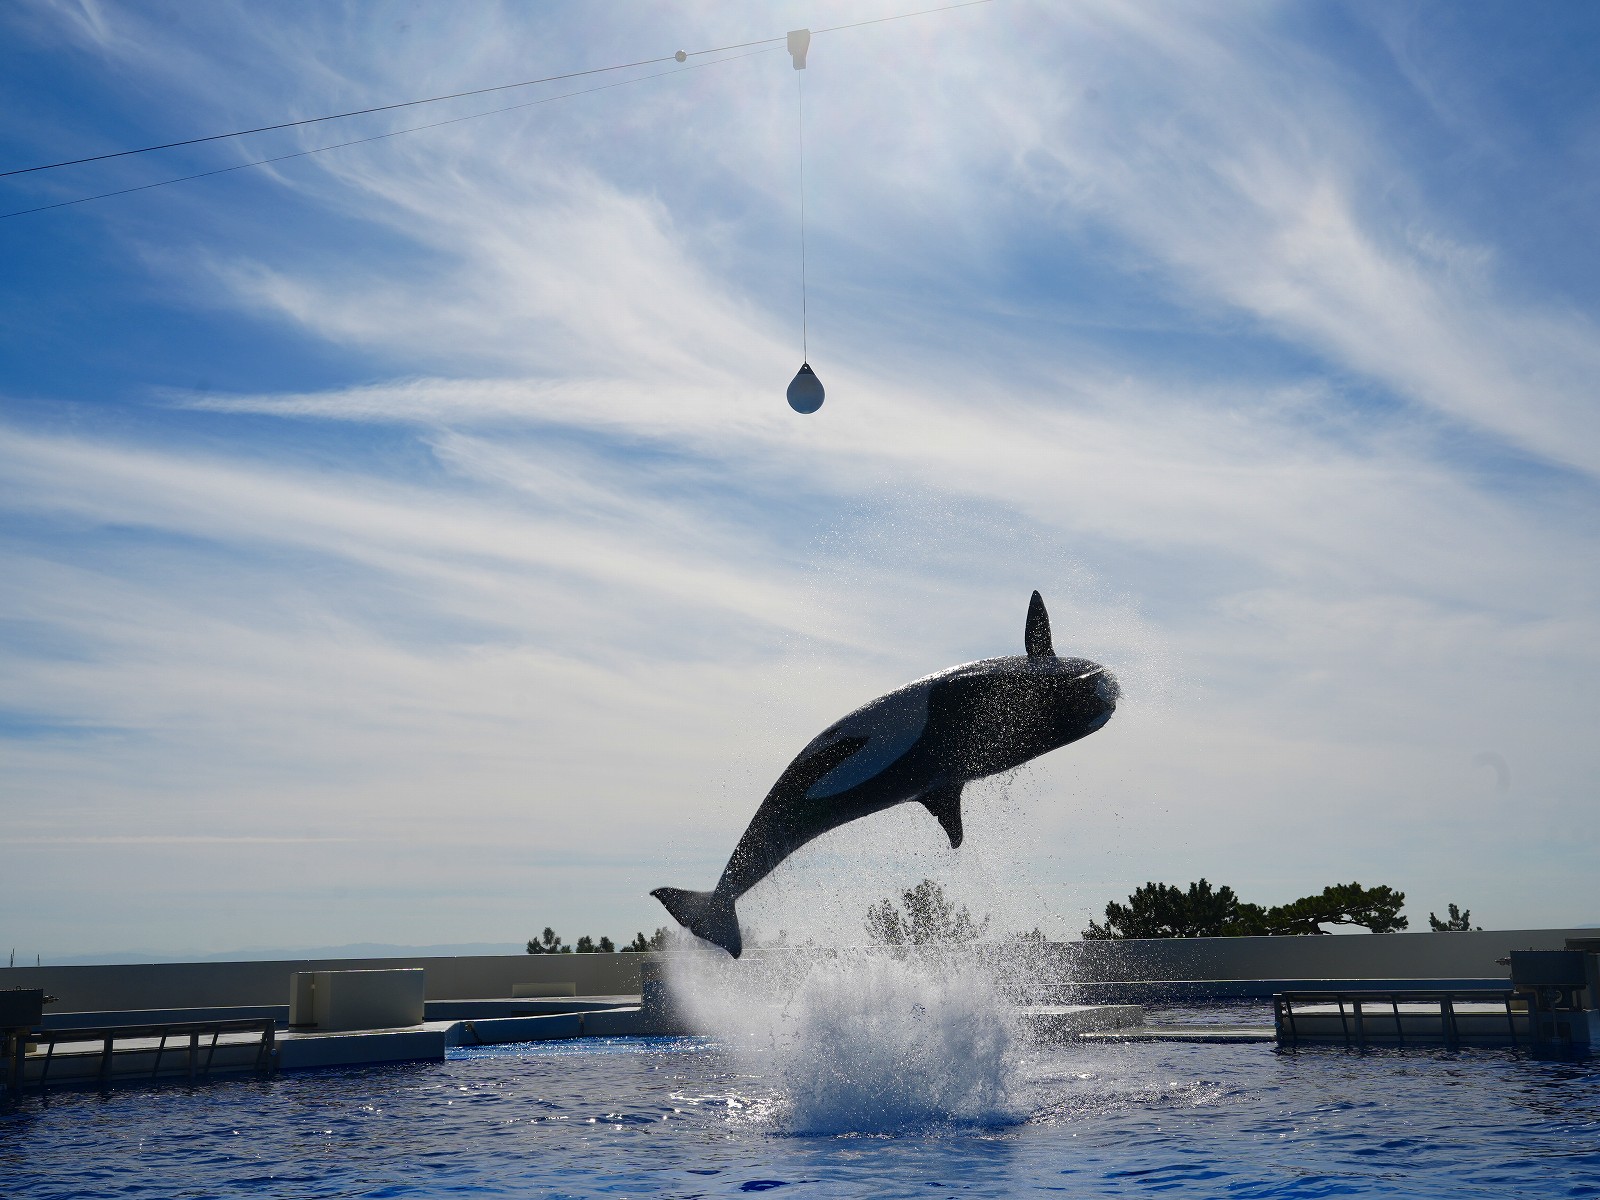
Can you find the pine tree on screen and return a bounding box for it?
[1428,903,1480,931]
[1082,880,1409,938]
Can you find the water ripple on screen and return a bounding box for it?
[3,1026,1597,1198]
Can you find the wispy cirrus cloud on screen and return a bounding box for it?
[989,0,1600,476]
[2,0,1597,955]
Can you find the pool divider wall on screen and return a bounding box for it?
[0,951,645,1014]
[1057,926,1598,985]
[3,927,1594,1016]
[288,969,426,1031]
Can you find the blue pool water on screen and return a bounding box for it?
[5,1026,1598,1198]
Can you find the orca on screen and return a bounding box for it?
[651,592,1118,957]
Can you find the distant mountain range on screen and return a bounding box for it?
[35,942,527,966]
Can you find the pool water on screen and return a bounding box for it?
[5,1029,1598,1198]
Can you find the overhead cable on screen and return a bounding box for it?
[812,0,994,38]
[1,0,993,181]
[0,48,777,220]
[0,46,769,180]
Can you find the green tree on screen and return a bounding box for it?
[1429,903,1480,932]
[865,879,990,947]
[1082,879,1264,939]
[573,935,616,953]
[1082,879,1408,938]
[1259,883,1408,934]
[620,927,671,953]
[525,927,571,954]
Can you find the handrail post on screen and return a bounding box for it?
[256,1021,276,1073]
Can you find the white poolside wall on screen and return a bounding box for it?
[2,927,1592,1014]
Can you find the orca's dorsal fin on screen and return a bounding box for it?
[1025,590,1054,659]
[919,780,965,849]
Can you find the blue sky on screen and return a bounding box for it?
[2,0,1597,959]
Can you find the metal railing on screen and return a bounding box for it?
[4,1018,276,1090]
[1275,990,1521,1049]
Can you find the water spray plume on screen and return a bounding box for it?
[665,944,1027,1135]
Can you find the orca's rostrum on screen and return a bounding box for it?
[652,591,1118,957]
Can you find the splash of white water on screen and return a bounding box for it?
[665,946,1025,1135]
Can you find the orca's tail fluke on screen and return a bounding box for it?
[650,886,743,958]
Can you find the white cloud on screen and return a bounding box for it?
[2,0,1597,954]
[993,1,1600,475]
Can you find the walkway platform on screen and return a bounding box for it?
[1274,990,1531,1047]
[1064,977,1510,1004]
[1018,1004,1143,1040]
[8,1000,1159,1087]
[5,1002,664,1087]
[7,1021,449,1086]
[1082,1024,1276,1044]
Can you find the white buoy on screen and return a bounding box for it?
[787,362,824,413]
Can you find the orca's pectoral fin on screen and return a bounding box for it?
[919,780,966,849]
[1025,590,1054,658]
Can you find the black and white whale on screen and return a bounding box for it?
[652,592,1118,957]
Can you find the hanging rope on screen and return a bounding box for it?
[784,29,825,414]
[797,69,809,362]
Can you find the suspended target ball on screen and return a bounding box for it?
[787,362,824,413]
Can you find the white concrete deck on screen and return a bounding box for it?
[1016,1004,1144,1040]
